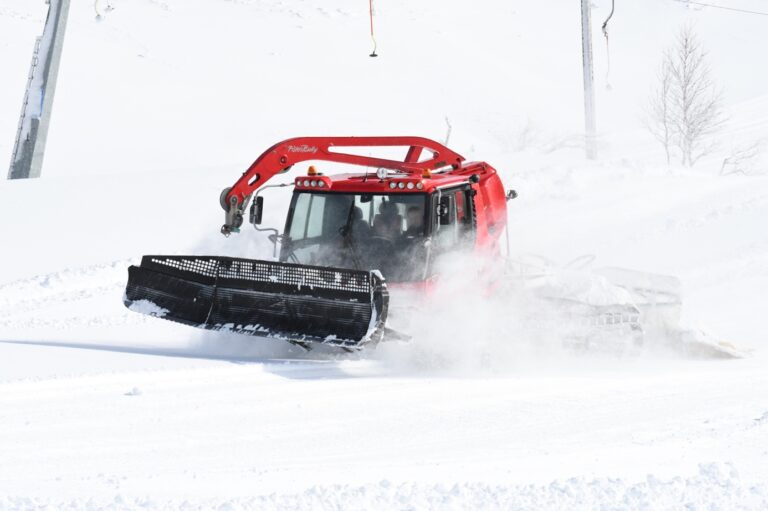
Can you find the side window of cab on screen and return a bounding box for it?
[432,187,474,251]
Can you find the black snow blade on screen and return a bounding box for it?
[124,255,389,348]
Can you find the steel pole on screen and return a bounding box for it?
[581,0,597,160]
[8,0,71,179]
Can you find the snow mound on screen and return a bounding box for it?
[126,299,168,318]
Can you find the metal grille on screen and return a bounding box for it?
[125,255,389,347]
[146,256,372,294]
[149,256,218,277]
[570,303,641,327]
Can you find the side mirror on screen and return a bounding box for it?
[250,196,264,225]
[437,196,451,225]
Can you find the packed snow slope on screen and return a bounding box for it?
[1,0,768,508]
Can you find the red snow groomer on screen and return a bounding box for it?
[126,136,741,358]
[124,136,514,349]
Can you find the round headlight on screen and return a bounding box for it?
[416,182,424,190]
[389,182,397,189]
[398,182,405,189]
[317,180,325,187]
[303,180,310,187]
[406,182,415,190]
[376,168,388,180]
[310,180,317,187]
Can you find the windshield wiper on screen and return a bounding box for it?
[340,200,363,271]
[280,237,301,264]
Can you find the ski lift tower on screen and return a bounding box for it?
[7,0,71,180]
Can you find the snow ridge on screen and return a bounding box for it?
[1,464,764,511]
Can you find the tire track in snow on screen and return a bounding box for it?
[0,260,143,331]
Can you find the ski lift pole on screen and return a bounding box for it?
[580,0,597,160]
[8,0,71,179]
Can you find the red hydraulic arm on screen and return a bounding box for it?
[220,136,465,235]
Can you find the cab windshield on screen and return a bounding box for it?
[281,192,428,282]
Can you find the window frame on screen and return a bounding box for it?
[280,190,430,261]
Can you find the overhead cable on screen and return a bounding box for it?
[673,0,768,16]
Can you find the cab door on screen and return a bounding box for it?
[432,185,475,252]
[424,185,476,279]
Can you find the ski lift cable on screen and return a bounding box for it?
[601,0,615,34]
[369,0,378,57]
[672,0,768,16]
[601,0,615,90]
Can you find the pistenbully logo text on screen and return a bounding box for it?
[287,145,318,154]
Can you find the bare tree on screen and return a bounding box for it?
[513,118,539,152]
[648,60,674,165]
[648,26,725,167]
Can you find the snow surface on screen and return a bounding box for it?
[1,0,768,508]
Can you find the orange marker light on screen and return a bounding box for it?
[422,168,432,179]
[308,165,318,176]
